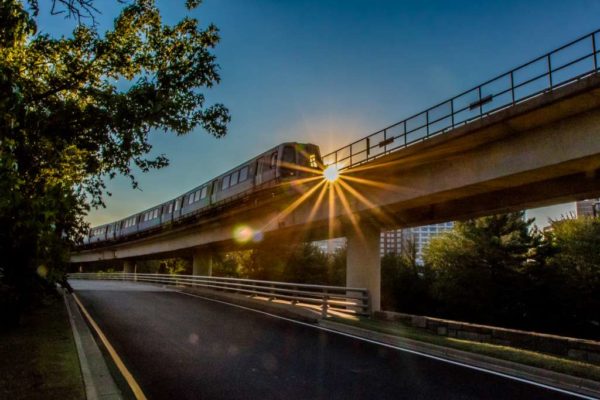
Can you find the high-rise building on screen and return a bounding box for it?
[313,237,346,254]
[380,222,454,264]
[576,198,600,217]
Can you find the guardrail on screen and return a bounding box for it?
[322,29,600,170]
[68,272,370,317]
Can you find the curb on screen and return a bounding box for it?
[63,290,123,400]
[320,320,600,399]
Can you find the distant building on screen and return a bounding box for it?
[576,198,600,217]
[313,237,346,254]
[380,222,454,264]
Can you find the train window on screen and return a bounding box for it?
[222,175,230,189]
[175,199,180,211]
[153,209,159,219]
[200,186,208,199]
[282,146,295,164]
[194,190,200,202]
[270,152,278,169]
[239,166,249,182]
[255,160,261,176]
[188,194,194,205]
[231,170,239,186]
[167,203,173,213]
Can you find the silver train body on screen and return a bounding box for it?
[84,142,322,245]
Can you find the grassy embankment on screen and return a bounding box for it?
[0,294,85,399]
[330,316,600,382]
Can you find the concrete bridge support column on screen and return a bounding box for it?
[193,250,213,276]
[346,222,381,313]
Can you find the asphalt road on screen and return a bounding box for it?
[71,280,584,400]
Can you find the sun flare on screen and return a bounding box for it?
[323,165,340,183]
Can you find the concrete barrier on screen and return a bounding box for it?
[374,311,600,364]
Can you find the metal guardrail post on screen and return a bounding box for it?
[322,294,329,318]
[594,34,599,71]
[510,71,515,105]
[547,54,553,88]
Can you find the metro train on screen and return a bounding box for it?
[83,142,323,245]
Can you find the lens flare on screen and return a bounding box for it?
[233,225,254,243]
[323,165,340,183]
[36,265,48,278]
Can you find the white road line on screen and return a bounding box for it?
[175,290,598,400]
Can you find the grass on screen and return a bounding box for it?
[328,315,600,382]
[0,294,85,400]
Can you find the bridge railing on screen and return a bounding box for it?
[322,29,600,170]
[68,272,370,317]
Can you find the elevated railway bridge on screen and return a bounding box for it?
[72,30,600,312]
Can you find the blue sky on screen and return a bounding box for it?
[36,0,600,226]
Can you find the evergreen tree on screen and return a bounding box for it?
[424,212,538,326]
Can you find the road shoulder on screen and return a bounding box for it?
[320,319,600,399]
[63,290,123,400]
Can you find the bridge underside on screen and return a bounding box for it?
[72,74,600,312]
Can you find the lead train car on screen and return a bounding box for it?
[84,142,322,245]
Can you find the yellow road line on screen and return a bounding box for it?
[72,293,148,400]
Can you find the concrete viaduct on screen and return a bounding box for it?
[71,72,600,312]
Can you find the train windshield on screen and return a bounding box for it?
[297,144,322,169]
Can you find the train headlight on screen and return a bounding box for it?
[323,165,340,183]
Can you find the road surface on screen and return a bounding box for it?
[71,280,586,400]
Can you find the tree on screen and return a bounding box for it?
[281,243,329,285]
[423,212,539,326]
[380,239,431,314]
[544,217,600,337]
[0,0,229,322]
[327,245,346,286]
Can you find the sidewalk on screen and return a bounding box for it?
[63,290,123,400]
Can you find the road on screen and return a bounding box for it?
[71,280,585,400]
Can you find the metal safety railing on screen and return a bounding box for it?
[322,29,600,170]
[68,272,370,317]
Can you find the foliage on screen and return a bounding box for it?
[384,213,600,339]
[212,240,346,285]
[381,248,431,314]
[423,212,538,326]
[134,258,190,274]
[544,217,600,336]
[0,0,229,316]
[327,245,346,286]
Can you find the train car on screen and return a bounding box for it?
[87,224,108,244]
[84,142,322,245]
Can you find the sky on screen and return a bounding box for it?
[35,0,600,227]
